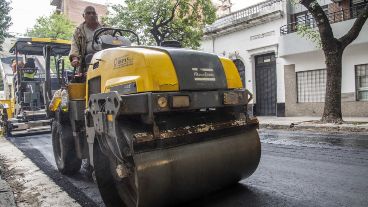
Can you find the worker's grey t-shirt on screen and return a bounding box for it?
[84,24,101,54]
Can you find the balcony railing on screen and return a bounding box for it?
[280,3,368,35]
[205,0,283,33]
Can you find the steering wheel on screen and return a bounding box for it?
[92,27,140,51]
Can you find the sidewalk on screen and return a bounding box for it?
[0,176,16,207]
[258,116,368,132]
[0,137,80,207]
[0,139,16,207]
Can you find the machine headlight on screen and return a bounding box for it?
[223,92,242,105]
[157,96,168,108]
[171,96,190,108]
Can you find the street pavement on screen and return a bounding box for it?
[2,128,368,207]
[187,129,368,207]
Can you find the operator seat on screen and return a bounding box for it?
[99,35,131,49]
[84,35,132,68]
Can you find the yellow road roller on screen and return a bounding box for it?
[49,28,261,207]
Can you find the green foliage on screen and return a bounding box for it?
[296,24,322,48]
[27,13,75,40]
[26,13,74,72]
[50,57,73,74]
[105,0,217,49]
[0,0,12,51]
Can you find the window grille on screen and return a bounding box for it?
[297,69,326,102]
[356,64,368,101]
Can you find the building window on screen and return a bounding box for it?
[297,69,326,103]
[356,64,368,101]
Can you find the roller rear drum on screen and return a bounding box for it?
[94,125,260,207]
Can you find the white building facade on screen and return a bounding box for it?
[201,0,368,117]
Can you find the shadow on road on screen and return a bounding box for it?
[183,182,308,207]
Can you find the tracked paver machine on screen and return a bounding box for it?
[5,38,71,136]
[50,28,261,206]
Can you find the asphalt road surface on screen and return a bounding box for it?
[8,129,368,207]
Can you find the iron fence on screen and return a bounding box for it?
[280,3,368,35]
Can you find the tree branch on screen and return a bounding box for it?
[339,4,368,49]
[300,0,336,50]
[157,0,180,27]
[54,31,60,39]
[161,27,170,38]
[150,27,162,45]
[152,9,161,26]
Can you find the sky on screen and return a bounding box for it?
[8,0,264,35]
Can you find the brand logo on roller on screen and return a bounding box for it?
[192,68,216,81]
[114,55,133,69]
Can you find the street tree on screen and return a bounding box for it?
[0,0,12,51]
[297,0,368,123]
[27,13,75,40]
[106,0,217,48]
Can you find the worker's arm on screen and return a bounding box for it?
[69,28,81,67]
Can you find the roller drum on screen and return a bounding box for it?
[133,127,261,207]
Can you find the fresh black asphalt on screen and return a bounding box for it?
[8,129,368,207]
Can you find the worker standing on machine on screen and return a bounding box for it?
[23,58,36,81]
[70,6,103,72]
[66,6,104,174]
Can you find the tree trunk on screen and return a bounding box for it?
[322,48,344,123]
[299,0,368,123]
[150,27,162,46]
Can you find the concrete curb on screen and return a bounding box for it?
[260,123,368,133]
